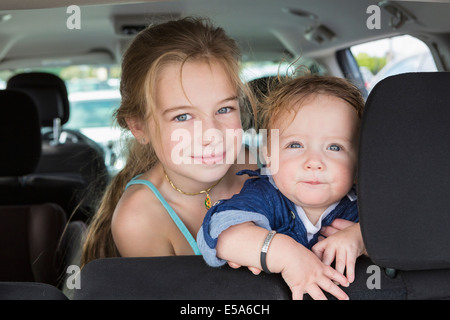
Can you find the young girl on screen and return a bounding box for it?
[81,17,257,266]
[198,75,366,300]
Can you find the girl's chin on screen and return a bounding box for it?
[187,163,231,180]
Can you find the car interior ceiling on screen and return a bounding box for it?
[0,0,449,301]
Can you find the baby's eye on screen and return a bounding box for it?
[174,114,192,122]
[327,144,343,151]
[217,107,232,114]
[287,142,303,149]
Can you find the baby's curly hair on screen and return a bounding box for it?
[259,75,365,133]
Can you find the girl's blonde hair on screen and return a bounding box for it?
[81,17,255,267]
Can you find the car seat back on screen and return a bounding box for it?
[358,72,450,270]
[0,90,82,218]
[0,282,68,300]
[73,256,291,300]
[0,89,86,290]
[0,203,66,285]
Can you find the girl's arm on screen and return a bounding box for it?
[216,222,350,300]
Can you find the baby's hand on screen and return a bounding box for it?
[268,234,349,300]
[312,221,365,284]
[227,261,262,275]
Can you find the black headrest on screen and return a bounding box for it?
[358,72,450,271]
[7,72,70,126]
[0,90,42,176]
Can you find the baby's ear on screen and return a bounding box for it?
[260,145,279,176]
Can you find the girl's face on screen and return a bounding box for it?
[268,94,359,214]
[149,60,243,183]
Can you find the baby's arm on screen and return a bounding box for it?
[216,222,350,300]
[312,220,366,283]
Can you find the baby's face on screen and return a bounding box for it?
[268,94,359,213]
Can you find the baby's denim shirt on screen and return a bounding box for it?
[197,169,359,267]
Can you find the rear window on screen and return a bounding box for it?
[351,35,437,93]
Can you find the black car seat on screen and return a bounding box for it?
[7,72,109,221]
[358,72,450,299]
[0,203,67,286]
[0,90,68,287]
[0,90,87,298]
[73,255,291,300]
[0,282,68,300]
[0,89,82,220]
[73,254,410,300]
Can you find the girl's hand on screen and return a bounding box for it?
[312,222,366,284]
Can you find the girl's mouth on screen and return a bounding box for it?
[191,151,226,165]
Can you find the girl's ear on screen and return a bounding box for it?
[126,117,148,144]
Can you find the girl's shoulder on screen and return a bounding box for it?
[111,180,175,256]
[114,178,168,226]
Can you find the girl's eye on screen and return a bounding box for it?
[287,142,303,149]
[327,144,343,151]
[174,114,192,122]
[217,107,232,114]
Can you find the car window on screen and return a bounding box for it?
[65,93,120,129]
[351,35,437,93]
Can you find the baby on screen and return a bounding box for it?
[198,75,366,300]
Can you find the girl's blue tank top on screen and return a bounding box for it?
[125,175,201,255]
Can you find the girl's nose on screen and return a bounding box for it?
[194,119,223,147]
